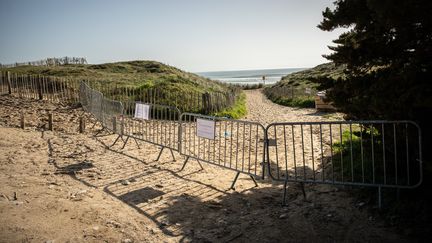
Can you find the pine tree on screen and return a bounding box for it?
[317,0,432,123]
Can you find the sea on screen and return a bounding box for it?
[197,68,305,85]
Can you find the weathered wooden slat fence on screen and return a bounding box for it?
[0,71,239,114]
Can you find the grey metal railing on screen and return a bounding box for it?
[77,82,424,207]
[114,103,181,161]
[179,113,267,189]
[265,121,423,207]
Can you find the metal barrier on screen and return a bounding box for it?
[265,121,423,207]
[79,81,92,112]
[80,81,108,131]
[179,113,266,189]
[100,97,124,133]
[77,84,424,206]
[113,102,181,161]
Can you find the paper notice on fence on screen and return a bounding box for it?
[134,103,150,120]
[196,118,216,140]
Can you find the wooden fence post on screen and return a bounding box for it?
[37,75,43,100]
[79,117,85,133]
[7,71,12,94]
[20,113,25,129]
[202,92,211,114]
[112,116,117,133]
[48,113,53,131]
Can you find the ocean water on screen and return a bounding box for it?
[197,68,305,85]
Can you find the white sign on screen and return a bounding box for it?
[134,103,150,120]
[305,88,312,95]
[196,118,216,140]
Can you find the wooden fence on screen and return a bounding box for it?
[0,71,239,114]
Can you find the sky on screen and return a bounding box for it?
[0,0,344,72]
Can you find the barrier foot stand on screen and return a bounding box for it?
[230,172,241,190]
[378,186,382,209]
[91,120,99,129]
[110,135,123,147]
[156,147,165,161]
[300,182,307,200]
[94,127,107,137]
[133,137,141,149]
[179,157,190,171]
[282,180,288,206]
[121,136,130,149]
[249,175,258,187]
[196,160,204,170]
[169,148,176,162]
[179,157,203,171]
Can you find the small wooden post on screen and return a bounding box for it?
[79,117,85,133]
[7,71,12,94]
[48,113,53,131]
[112,116,117,133]
[202,92,211,114]
[20,113,25,129]
[37,75,43,100]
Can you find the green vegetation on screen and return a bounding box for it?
[270,96,315,108]
[234,83,264,90]
[213,93,247,119]
[317,0,431,123]
[263,62,345,108]
[330,127,387,184]
[279,62,345,88]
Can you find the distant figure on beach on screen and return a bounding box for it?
[262,75,266,85]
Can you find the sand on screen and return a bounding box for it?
[0,91,410,242]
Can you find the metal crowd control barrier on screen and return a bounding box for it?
[113,102,181,161]
[79,81,91,112]
[179,113,266,189]
[100,97,124,134]
[265,121,422,207]
[79,81,104,129]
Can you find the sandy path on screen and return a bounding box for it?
[243,89,336,126]
[244,89,344,180]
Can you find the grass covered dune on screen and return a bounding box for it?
[1,60,229,92]
[1,60,246,118]
[264,62,345,108]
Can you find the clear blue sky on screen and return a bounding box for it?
[0,0,342,72]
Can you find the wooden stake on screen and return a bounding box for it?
[79,117,85,133]
[20,113,25,129]
[48,113,53,131]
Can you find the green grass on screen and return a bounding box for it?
[269,96,315,108]
[234,83,264,90]
[329,126,401,185]
[212,93,247,119]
